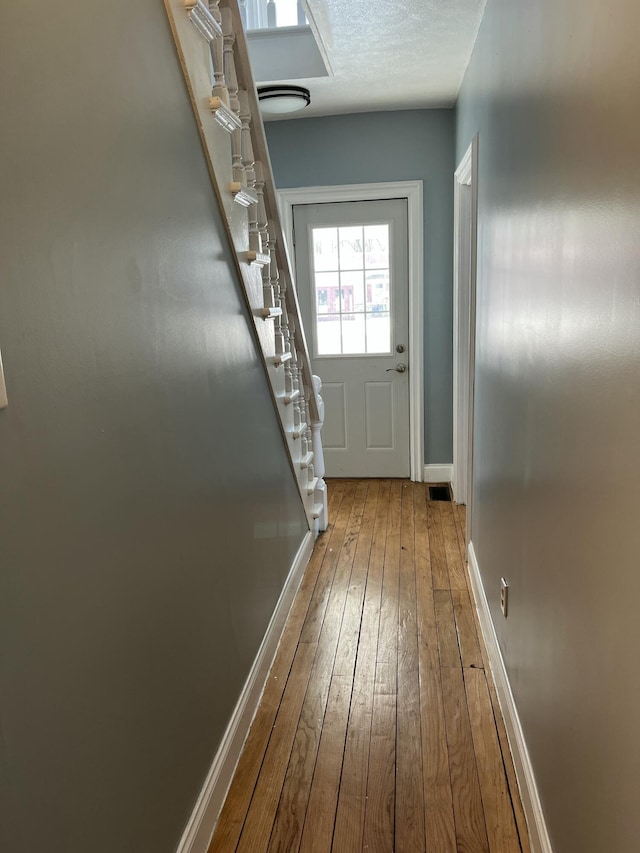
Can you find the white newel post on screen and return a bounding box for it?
[311,375,327,532]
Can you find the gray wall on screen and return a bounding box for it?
[266,111,455,464]
[0,2,307,851]
[456,1,640,850]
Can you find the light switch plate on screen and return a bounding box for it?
[0,348,8,409]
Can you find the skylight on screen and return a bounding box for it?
[240,0,307,31]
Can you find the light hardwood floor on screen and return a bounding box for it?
[209,480,531,853]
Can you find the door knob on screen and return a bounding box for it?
[386,363,407,373]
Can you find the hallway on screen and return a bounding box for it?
[209,480,531,852]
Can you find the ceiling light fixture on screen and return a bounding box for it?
[257,85,311,116]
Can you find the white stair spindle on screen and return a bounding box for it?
[277,300,297,352]
[239,91,267,263]
[221,7,239,115]
[222,8,255,205]
[303,393,311,442]
[280,324,302,378]
[262,228,276,308]
[268,227,278,279]
[292,350,300,398]
[268,225,285,352]
[224,14,242,180]
[207,2,241,131]
[248,209,267,264]
[276,310,287,356]
[284,359,294,400]
[229,128,250,203]
[208,1,225,97]
[255,161,269,261]
[296,365,305,426]
[238,91,256,190]
[277,309,289,358]
[290,346,308,445]
[293,394,302,431]
[268,220,279,295]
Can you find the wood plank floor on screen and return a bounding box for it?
[209,480,531,853]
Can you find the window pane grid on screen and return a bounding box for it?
[313,224,391,356]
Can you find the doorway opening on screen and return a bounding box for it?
[279,182,424,480]
[293,198,408,478]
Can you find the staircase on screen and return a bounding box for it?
[164,0,327,534]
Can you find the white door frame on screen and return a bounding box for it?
[453,138,478,540]
[278,181,424,482]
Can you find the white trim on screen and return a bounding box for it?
[0,348,8,409]
[467,542,553,853]
[278,182,424,482]
[452,137,478,518]
[455,143,474,185]
[422,463,452,483]
[175,531,315,853]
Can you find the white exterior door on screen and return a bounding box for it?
[293,199,410,477]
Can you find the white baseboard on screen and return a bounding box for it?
[176,531,315,853]
[422,463,453,483]
[467,542,553,853]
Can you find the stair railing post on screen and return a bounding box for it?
[222,6,248,198]
[268,221,285,352]
[255,161,269,258]
[238,90,261,257]
[221,7,239,115]
[208,1,227,102]
[261,227,276,310]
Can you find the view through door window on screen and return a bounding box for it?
[311,224,391,356]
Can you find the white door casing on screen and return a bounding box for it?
[279,182,424,481]
[294,199,409,477]
[453,137,478,544]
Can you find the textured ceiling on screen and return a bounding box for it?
[263,0,487,120]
